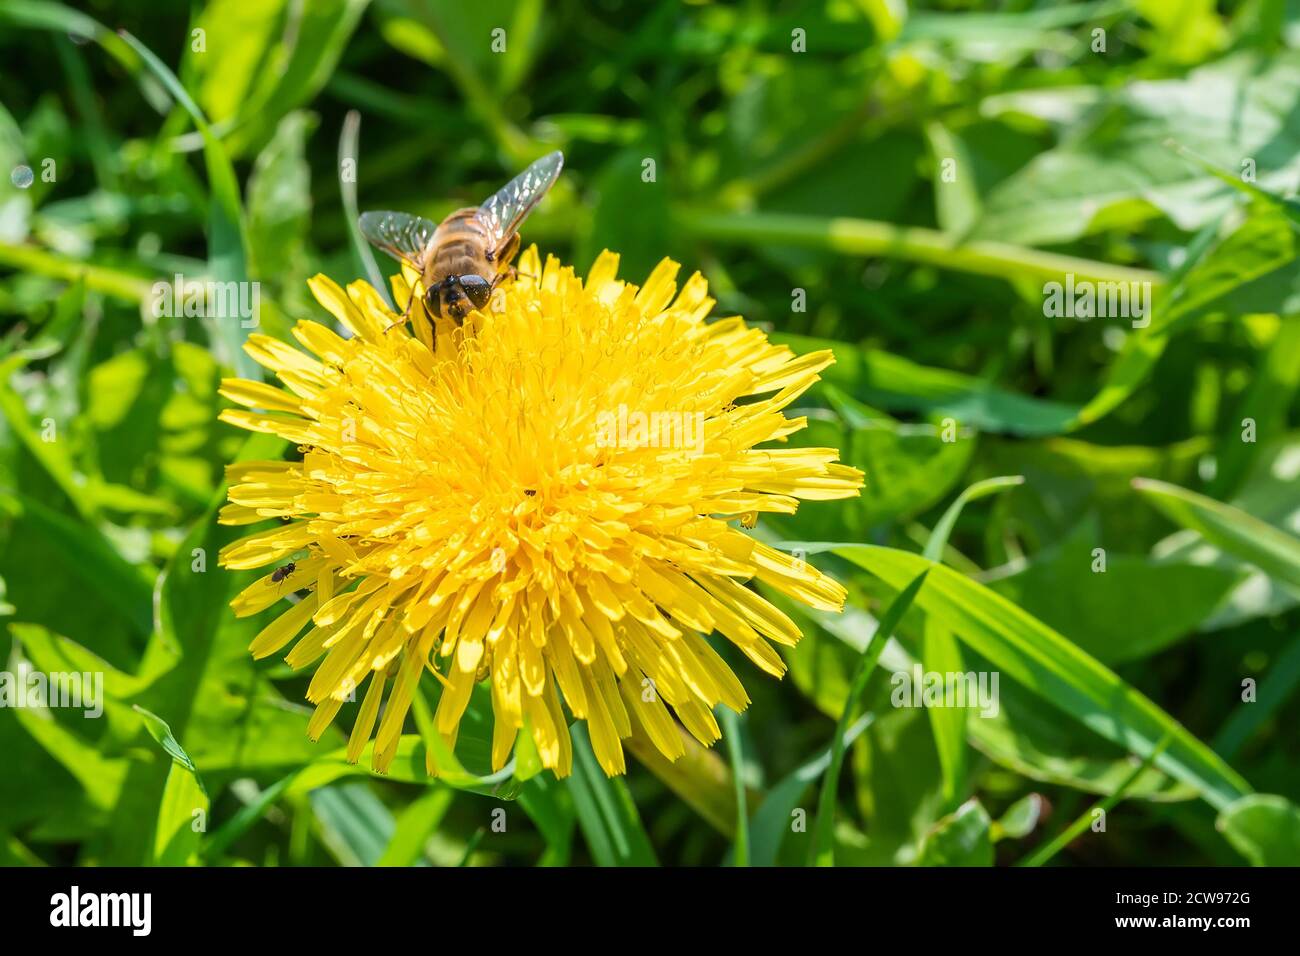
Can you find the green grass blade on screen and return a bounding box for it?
[809,570,929,866]
[1018,735,1170,866]
[202,772,296,862]
[748,714,873,867]
[1134,477,1300,590]
[377,785,457,868]
[1213,634,1300,760]
[812,543,1251,810]
[114,30,257,379]
[566,724,657,867]
[921,475,1023,809]
[719,706,749,866]
[134,704,209,865]
[311,783,394,867]
[924,475,1025,560]
[338,109,394,309]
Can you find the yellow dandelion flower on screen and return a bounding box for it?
[216,247,863,778]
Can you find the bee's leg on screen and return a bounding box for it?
[386,278,428,333]
[492,233,524,276]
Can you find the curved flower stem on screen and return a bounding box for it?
[675,209,1164,289]
[0,241,152,302]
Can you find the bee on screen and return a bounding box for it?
[270,561,296,584]
[359,151,564,324]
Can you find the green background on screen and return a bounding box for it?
[0,0,1298,867]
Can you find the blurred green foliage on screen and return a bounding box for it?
[0,0,1298,867]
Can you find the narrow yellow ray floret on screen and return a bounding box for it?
[217,247,863,777]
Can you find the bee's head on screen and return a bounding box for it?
[432,276,491,323]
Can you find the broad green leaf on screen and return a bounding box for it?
[974,53,1300,245]
[578,148,672,283]
[989,519,1241,663]
[1155,207,1300,329]
[777,333,1081,437]
[1135,0,1226,63]
[85,342,231,512]
[0,354,96,522]
[3,630,129,814]
[980,435,1206,554]
[394,0,536,161]
[991,793,1043,842]
[0,632,111,834]
[899,1,1126,50]
[10,626,150,731]
[0,491,153,639]
[93,432,314,864]
[1211,316,1300,499]
[822,386,976,530]
[1071,210,1223,428]
[188,0,285,126]
[752,131,923,271]
[888,476,1022,811]
[1164,140,1300,231]
[916,799,993,867]
[190,0,370,158]
[1217,794,1300,866]
[773,566,1195,804]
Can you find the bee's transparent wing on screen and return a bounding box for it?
[474,151,563,253]
[358,210,439,268]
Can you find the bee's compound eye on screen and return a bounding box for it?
[424,289,441,318]
[459,275,492,311]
